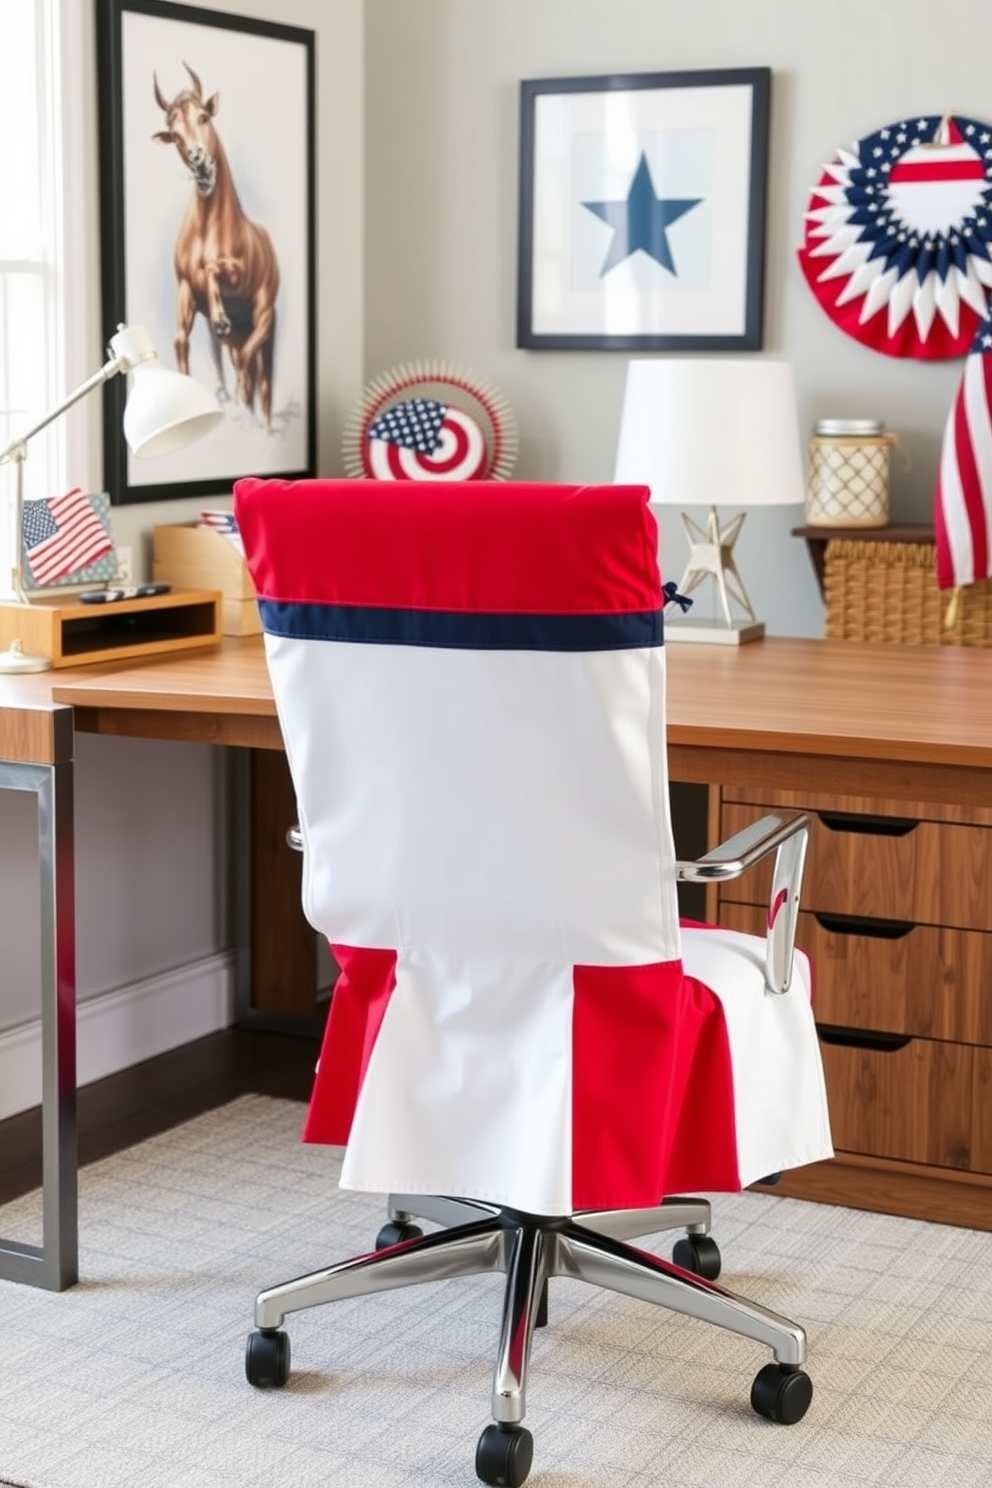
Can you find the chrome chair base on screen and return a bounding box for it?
[247,1196,811,1485]
[386,1189,714,1244]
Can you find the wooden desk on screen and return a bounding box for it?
[664,634,990,806]
[661,640,992,1233]
[52,630,992,789]
[3,635,991,1286]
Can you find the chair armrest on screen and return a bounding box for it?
[675,812,810,996]
[290,814,809,992]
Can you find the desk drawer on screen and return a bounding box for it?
[720,802,992,931]
[720,904,992,1046]
[818,1033,992,1174]
[721,785,992,830]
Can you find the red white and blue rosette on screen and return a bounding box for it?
[343,361,518,481]
[798,114,992,359]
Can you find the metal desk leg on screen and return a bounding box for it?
[0,759,77,1290]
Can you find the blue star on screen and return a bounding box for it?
[582,154,701,277]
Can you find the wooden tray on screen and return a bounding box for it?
[0,587,222,668]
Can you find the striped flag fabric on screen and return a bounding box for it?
[934,311,992,590]
[22,487,114,587]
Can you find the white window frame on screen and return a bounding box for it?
[0,0,100,591]
[0,0,62,492]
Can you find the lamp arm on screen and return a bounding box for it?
[1,352,126,602]
[0,355,124,468]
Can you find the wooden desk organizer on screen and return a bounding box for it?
[0,588,222,668]
[153,523,259,636]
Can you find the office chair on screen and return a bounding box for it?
[234,477,833,1487]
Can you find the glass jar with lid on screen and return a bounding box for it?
[806,418,894,527]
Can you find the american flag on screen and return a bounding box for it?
[368,397,447,453]
[22,487,114,587]
[934,311,992,590]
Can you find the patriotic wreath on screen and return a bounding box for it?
[342,361,518,482]
[798,114,992,359]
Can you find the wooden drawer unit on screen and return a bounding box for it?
[721,904,992,1047]
[720,801,992,931]
[715,785,992,1218]
[816,1035,992,1174]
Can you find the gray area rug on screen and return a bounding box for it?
[1,1095,991,1487]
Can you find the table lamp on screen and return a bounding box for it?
[0,324,223,673]
[614,358,805,643]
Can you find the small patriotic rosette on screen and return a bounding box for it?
[342,360,518,482]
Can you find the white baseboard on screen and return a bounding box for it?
[0,953,235,1122]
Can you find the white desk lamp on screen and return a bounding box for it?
[614,359,805,643]
[0,324,222,672]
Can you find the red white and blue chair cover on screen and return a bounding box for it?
[234,477,832,1217]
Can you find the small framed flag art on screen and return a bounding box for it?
[21,489,120,592]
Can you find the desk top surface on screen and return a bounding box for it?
[1,633,990,772]
[666,634,992,769]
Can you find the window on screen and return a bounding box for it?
[0,0,65,508]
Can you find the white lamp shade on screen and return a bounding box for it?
[614,359,805,508]
[109,322,223,457]
[123,362,224,457]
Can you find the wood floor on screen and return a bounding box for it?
[0,1028,321,1206]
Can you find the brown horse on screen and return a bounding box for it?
[153,64,279,427]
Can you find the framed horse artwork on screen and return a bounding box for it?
[96,0,316,504]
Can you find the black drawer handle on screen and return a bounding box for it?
[813,912,915,940]
[817,1023,913,1053]
[818,810,918,837]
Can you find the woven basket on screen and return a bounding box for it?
[823,538,992,647]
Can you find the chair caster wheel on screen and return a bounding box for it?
[375,1219,424,1249]
[672,1233,722,1281]
[751,1362,813,1424]
[245,1328,291,1388]
[476,1423,534,1487]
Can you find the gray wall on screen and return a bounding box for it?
[364,0,991,637]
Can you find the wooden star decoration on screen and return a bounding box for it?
[677,505,756,627]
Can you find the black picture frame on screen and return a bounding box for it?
[516,68,770,352]
[96,0,316,504]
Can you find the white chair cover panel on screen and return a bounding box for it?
[235,478,833,1214]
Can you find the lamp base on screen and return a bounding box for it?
[0,637,53,673]
[665,616,765,646]
[675,506,763,637]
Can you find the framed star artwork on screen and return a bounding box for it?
[516,68,770,351]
